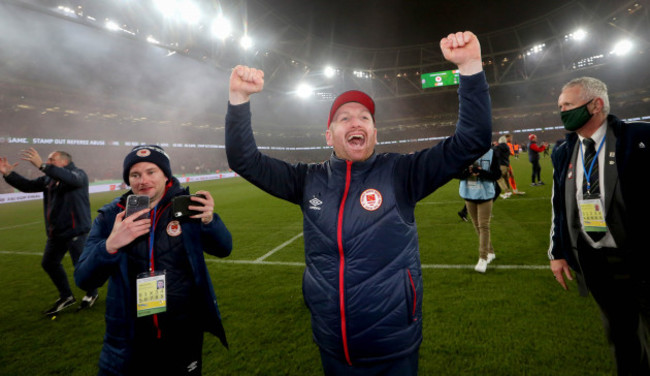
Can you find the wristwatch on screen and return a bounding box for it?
[39,163,47,171]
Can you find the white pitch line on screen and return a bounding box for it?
[0,221,41,231]
[0,250,548,270]
[418,196,552,205]
[206,258,548,270]
[255,232,303,262]
[420,264,548,270]
[207,258,305,267]
[0,251,42,256]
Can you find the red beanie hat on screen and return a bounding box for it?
[327,90,375,129]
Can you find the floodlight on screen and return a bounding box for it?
[353,70,371,79]
[240,35,253,50]
[178,1,201,25]
[57,6,76,16]
[296,83,313,99]
[153,0,176,18]
[105,20,120,31]
[611,39,633,56]
[211,15,232,40]
[153,0,201,24]
[573,29,587,41]
[572,54,604,69]
[526,43,545,56]
[324,66,336,78]
[147,35,161,45]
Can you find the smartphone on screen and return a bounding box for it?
[125,195,150,220]
[172,194,206,218]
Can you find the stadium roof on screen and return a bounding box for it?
[18,0,645,54]
[0,0,648,145]
[255,0,577,48]
[3,0,648,102]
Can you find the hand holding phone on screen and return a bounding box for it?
[106,197,151,253]
[125,195,150,221]
[172,194,206,218]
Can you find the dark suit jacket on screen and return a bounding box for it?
[4,162,91,239]
[549,115,650,293]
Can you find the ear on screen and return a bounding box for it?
[591,97,604,114]
[326,128,333,146]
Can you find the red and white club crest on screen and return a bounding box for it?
[166,220,182,237]
[360,188,382,211]
[136,149,151,157]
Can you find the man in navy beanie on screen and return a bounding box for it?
[76,144,233,375]
[122,145,173,185]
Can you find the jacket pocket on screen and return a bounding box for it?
[405,269,418,323]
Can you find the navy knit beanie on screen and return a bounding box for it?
[122,145,172,184]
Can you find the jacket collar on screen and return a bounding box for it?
[329,151,378,172]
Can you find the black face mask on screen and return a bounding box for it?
[560,99,593,131]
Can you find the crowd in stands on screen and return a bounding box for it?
[1,68,648,195]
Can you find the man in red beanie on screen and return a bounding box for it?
[226,31,491,375]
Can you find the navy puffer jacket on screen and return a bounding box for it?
[226,71,492,364]
[75,179,232,374]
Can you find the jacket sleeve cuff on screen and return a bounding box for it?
[227,100,251,113]
[459,71,488,93]
[98,241,122,260]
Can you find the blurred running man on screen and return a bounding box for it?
[1,148,97,315]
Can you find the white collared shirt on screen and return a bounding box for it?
[575,120,617,248]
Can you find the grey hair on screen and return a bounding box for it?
[562,76,610,115]
[498,135,508,144]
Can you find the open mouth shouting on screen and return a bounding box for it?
[347,133,366,147]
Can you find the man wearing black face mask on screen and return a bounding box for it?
[548,76,650,375]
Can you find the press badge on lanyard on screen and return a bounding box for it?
[135,205,167,317]
[136,271,167,317]
[577,137,607,234]
[578,199,607,233]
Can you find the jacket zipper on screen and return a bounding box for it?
[407,270,417,321]
[337,160,353,365]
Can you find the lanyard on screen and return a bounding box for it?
[145,181,172,273]
[579,136,606,193]
[148,205,158,272]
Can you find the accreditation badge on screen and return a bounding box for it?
[136,270,167,317]
[578,198,608,233]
